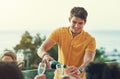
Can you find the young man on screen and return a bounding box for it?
[37,7,96,79]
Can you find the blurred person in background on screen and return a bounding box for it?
[0,50,24,70]
[0,50,16,62]
[34,74,46,79]
[0,62,24,79]
[0,51,46,79]
[85,62,120,79]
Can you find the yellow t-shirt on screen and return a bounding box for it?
[48,27,96,79]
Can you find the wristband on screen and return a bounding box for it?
[78,67,83,73]
[41,53,49,59]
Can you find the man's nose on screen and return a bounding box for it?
[75,23,80,27]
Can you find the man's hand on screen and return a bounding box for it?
[66,66,81,79]
[42,54,54,69]
[66,66,80,75]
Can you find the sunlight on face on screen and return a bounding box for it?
[69,16,86,34]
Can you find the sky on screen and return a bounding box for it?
[0,0,120,53]
[0,0,120,32]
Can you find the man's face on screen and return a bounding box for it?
[69,16,86,34]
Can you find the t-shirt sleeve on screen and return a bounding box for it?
[86,37,96,53]
[48,28,60,44]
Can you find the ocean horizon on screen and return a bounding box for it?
[0,30,120,53]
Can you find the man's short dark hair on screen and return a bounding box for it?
[70,7,88,22]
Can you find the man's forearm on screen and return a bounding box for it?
[37,39,55,58]
[37,48,49,58]
[79,52,95,72]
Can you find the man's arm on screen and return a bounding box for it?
[37,38,55,62]
[80,51,96,72]
[37,38,55,68]
[66,51,96,75]
[37,38,55,58]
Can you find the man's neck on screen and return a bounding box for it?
[69,28,82,37]
[71,31,81,37]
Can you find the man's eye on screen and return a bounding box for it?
[79,22,83,25]
[73,21,76,24]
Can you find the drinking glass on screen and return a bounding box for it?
[38,62,46,75]
[17,52,24,64]
[56,64,69,79]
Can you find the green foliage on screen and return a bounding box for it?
[14,31,35,51]
[14,31,45,69]
[94,47,108,62]
[47,43,58,61]
[14,31,58,70]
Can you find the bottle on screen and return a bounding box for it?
[50,60,66,69]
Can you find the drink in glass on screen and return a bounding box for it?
[38,62,46,75]
[56,64,70,79]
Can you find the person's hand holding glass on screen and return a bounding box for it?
[56,64,81,79]
[34,74,46,79]
[34,62,46,79]
[16,52,24,69]
[56,64,70,79]
[66,66,81,79]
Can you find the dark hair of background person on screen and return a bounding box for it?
[85,62,113,79]
[0,62,24,79]
[108,63,120,79]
